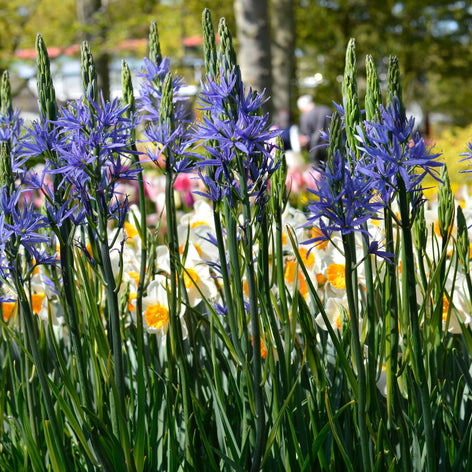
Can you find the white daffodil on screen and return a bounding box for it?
[132,275,185,337]
[156,243,219,308]
[179,199,215,231]
[177,222,219,263]
[315,296,349,332]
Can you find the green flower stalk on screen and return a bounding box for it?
[0,72,14,196]
[457,205,470,274]
[36,35,86,412]
[365,55,382,122]
[148,21,162,66]
[363,56,383,417]
[160,71,195,468]
[239,159,266,472]
[36,35,114,469]
[35,34,57,126]
[201,12,245,362]
[438,165,454,241]
[218,17,239,83]
[1,70,12,117]
[341,40,361,311]
[342,234,373,472]
[122,59,147,472]
[0,140,12,193]
[269,139,293,404]
[195,16,283,468]
[431,165,455,376]
[270,140,288,317]
[161,72,181,357]
[215,24,266,471]
[202,8,217,78]
[413,202,429,289]
[342,38,362,161]
[78,45,131,464]
[217,16,250,359]
[327,110,344,162]
[397,177,435,471]
[387,56,405,122]
[81,41,98,103]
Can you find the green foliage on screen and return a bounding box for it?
[8,0,76,56]
[295,0,472,125]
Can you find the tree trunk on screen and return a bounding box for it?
[270,0,295,121]
[76,0,110,101]
[234,0,273,115]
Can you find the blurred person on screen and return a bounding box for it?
[273,108,304,168]
[297,94,331,168]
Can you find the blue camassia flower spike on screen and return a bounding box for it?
[193,65,280,210]
[305,150,384,237]
[356,98,443,196]
[137,56,196,174]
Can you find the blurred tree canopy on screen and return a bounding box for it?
[296,0,472,127]
[2,0,472,126]
[1,0,234,68]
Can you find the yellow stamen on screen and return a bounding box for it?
[128,293,137,312]
[2,302,16,321]
[336,314,342,329]
[127,271,140,286]
[125,221,139,239]
[184,268,199,289]
[284,261,308,298]
[145,303,169,330]
[326,263,346,290]
[31,293,46,315]
[191,221,208,229]
[251,336,268,359]
[316,273,327,285]
[442,294,449,323]
[299,247,314,266]
[282,232,287,246]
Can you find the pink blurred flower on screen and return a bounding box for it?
[174,173,192,192]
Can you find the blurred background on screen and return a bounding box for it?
[1,0,472,183]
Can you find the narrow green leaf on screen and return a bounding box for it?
[325,391,354,472]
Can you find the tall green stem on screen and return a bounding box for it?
[212,207,244,361]
[397,179,435,471]
[384,207,410,469]
[161,73,194,468]
[361,229,379,415]
[122,59,147,472]
[224,200,249,350]
[236,159,265,472]
[97,207,126,413]
[259,206,287,393]
[342,234,372,472]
